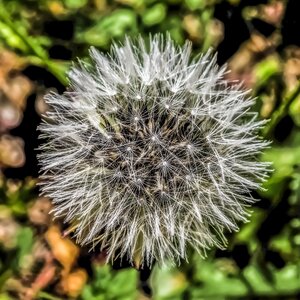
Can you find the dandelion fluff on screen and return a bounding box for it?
[38,34,270,267]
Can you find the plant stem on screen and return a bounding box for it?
[0,4,68,85]
[263,83,300,138]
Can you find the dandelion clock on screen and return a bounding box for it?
[38,35,270,268]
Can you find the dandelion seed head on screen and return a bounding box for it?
[38,34,270,267]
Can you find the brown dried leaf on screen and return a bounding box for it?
[261,1,285,26]
[60,268,88,297]
[183,14,202,42]
[28,197,53,226]
[283,46,300,92]
[0,50,25,76]
[3,75,33,110]
[0,49,33,110]
[0,97,22,131]
[0,135,25,167]
[0,206,20,249]
[45,225,80,275]
[227,33,280,88]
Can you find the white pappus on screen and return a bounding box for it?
[38,34,270,268]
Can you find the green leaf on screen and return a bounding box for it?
[262,146,300,198]
[254,56,281,89]
[16,227,33,268]
[236,208,265,250]
[0,294,12,300]
[77,9,137,47]
[142,3,167,26]
[81,265,138,300]
[184,0,205,10]
[151,264,188,299]
[65,0,88,9]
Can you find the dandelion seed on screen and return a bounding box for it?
[38,34,270,268]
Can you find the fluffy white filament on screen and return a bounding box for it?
[38,35,270,267]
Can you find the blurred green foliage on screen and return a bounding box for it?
[152,258,300,299]
[0,0,300,299]
[82,265,138,300]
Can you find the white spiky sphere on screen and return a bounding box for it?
[38,35,269,267]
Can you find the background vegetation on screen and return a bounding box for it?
[0,0,299,299]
